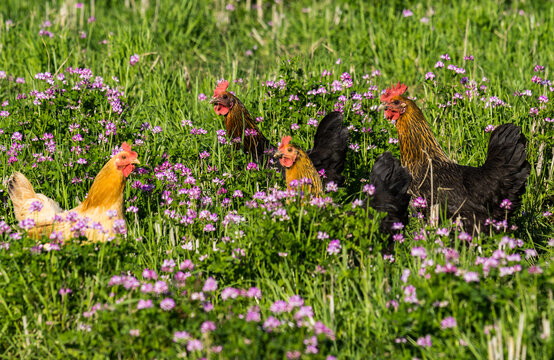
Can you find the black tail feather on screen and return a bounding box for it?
[481,124,530,219]
[308,112,350,186]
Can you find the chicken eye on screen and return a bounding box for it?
[121,155,127,160]
[393,100,400,105]
[223,94,228,99]
[287,148,292,152]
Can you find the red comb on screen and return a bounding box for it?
[121,142,138,157]
[214,80,229,97]
[279,136,292,151]
[380,82,408,102]
[122,142,132,152]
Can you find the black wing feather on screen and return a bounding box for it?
[367,152,412,234]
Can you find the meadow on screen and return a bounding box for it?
[0,0,553,358]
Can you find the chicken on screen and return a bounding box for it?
[275,138,411,233]
[7,142,140,243]
[209,81,350,186]
[367,152,412,234]
[273,111,350,190]
[210,80,272,162]
[379,82,530,233]
[274,135,323,196]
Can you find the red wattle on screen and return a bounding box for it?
[214,105,229,116]
[122,164,135,178]
[385,109,400,121]
[279,157,294,168]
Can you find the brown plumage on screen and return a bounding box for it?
[7,142,140,243]
[274,136,323,196]
[379,83,530,233]
[210,80,271,162]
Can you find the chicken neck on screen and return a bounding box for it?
[395,102,451,174]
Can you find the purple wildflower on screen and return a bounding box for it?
[203,277,218,292]
[327,240,341,255]
[416,334,432,347]
[137,299,153,310]
[129,54,140,66]
[441,316,457,329]
[463,271,479,283]
[160,297,175,311]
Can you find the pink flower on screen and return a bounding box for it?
[402,9,413,17]
[137,299,153,310]
[440,316,457,329]
[129,54,140,66]
[288,295,304,309]
[179,259,195,271]
[500,198,512,209]
[246,162,258,171]
[270,300,288,313]
[160,297,175,311]
[458,232,472,243]
[263,316,281,332]
[154,280,169,294]
[401,269,410,283]
[416,334,432,347]
[142,268,158,280]
[386,300,399,310]
[411,247,427,259]
[203,277,218,292]
[59,287,72,296]
[247,287,262,299]
[173,331,190,342]
[403,285,418,304]
[28,200,44,213]
[392,233,404,243]
[413,197,427,208]
[246,306,261,322]
[200,321,216,333]
[463,271,479,283]
[327,240,341,255]
[363,184,375,195]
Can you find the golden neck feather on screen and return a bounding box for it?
[285,149,323,196]
[80,157,126,211]
[396,100,450,173]
[226,99,258,138]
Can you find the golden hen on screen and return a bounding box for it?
[7,142,139,243]
[274,135,323,196]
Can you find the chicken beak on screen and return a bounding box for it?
[377,103,387,112]
[132,158,141,165]
[209,97,218,105]
[274,150,283,159]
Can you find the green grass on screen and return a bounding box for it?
[0,0,553,359]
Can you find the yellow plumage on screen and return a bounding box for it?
[8,147,137,243]
[277,145,322,197]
